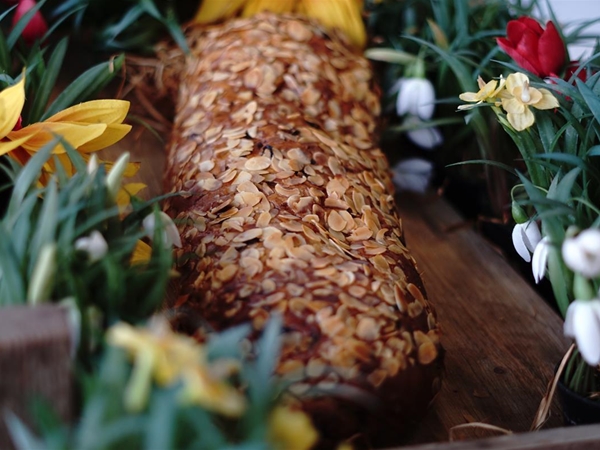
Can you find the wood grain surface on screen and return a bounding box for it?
[107,126,571,447]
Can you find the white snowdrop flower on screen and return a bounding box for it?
[392,158,433,194]
[403,115,443,149]
[512,221,542,263]
[562,229,600,279]
[564,299,600,366]
[531,237,551,284]
[143,211,182,248]
[395,78,436,120]
[75,230,108,263]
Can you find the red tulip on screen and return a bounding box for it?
[497,17,566,78]
[12,0,48,45]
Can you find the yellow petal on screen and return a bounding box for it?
[46,100,130,125]
[193,0,247,23]
[533,88,560,110]
[458,92,480,102]
[0,77,25,138]
[100,158,141,178]
[117,182,147,213]
[302,0,366,48]
[505,72,529,95]
[130,240,152,265]
[242,0,296,16]
[0,133,31,156]
[9,122,107,153]
[77,123,132,153]
[268,406,319,450]
[507,108,535,132]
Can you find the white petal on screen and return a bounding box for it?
[532,237,550,284]
[143,211,182,248]
[75,230,108,263]
[564,300,578,338]
[522,221,541,253]
[407,125,443,149]
[572,300,600,365]
[396,78,436,120]
[563,229,600,278]
[512,223,532,262]
[87,154,99,175]
[391,158,433,194]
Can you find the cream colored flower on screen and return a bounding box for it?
[458,75,505,110]
[499,72,559,131]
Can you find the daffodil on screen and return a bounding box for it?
[193,0,366,48]
[498,72,559,131]
[458,76,505,110]
[0,76,133,180]
[267,405,319,450]
[107,320,246,415]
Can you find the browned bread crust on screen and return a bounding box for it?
[164,12,443,447]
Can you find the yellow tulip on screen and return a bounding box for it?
[193,0,366,48]
[0,76,132,178]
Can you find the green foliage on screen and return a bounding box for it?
[0,141,173,366]
[7,319,287,450]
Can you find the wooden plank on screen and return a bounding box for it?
[400,423,600,450]
[397,193,570,445]
[0,305,72,449]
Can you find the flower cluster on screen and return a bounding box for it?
[459,72,559,131]
[459,15,600,392]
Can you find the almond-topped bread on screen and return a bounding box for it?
[163,12,443,447]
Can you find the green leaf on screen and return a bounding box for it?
[576,77,600,126]
[207,324,251,360]
[144,388,177,450]
[42,54,124,119]
[554,168,582,204]
[0,221,26,305]
[7,0,48,49]
[29,180,59,275]
[7,139,56,217]
[588,145,600,156]
[28,38,69,123]
[364,48,417,65]
[446,159,517,175]
[4,410,46,450]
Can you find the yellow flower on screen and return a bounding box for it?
[0,76,132,178]
[267,405,319,450]
[193,0,366,48]
[458,75,505,110]
[499,72,559,131]
[130,240,153,265]
[107,320,246,416]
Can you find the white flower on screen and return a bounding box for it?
[564,299,600,365]
[403,115,443,149]
[532,237,551,284]
[75,230,108,263]
[512,221,542,263]
[562,229,600,279]
[87,154,99,175]
[143,211,182,248]
[391,158,433,194]
[395,78,436,120]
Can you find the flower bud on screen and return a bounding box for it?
[511,201,528,224]
[106,152,130,200]
[27,243,57,305]
[12,0,48,46]
[395,78,436,120]
[75,230,108,263]
[562,228,600,279]
[142,211,182,248]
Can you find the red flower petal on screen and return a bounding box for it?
[537,21,566,77]
[517,16,544,35]
[12,0,48,45]
[514,29,543,76]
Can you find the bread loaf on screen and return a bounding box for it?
[164,12,443,447]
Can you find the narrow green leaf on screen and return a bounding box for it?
[144,388,177,450]
[42,54,124,119]
[28,38,69,123]
[3,410,46,450]
[554,168,582,204]
[29,180,59,275]
[576,77,600,126]
[0,221,26,305]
